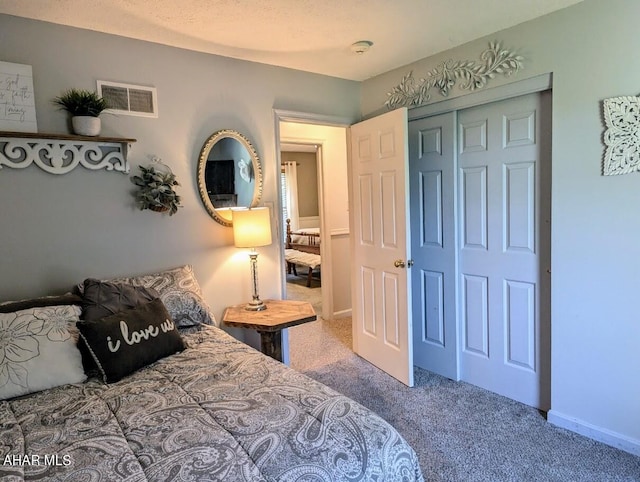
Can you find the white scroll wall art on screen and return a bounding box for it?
[385,41,524,110]
[0,134,133,174]
[602,95,640,176]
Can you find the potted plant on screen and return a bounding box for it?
[52,88,109,136]
[131,163,182,215]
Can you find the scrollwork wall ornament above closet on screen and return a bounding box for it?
[385,41,524,110]
[602,95,640,176]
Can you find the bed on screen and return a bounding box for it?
[285,219,321,287]
[0,265,424,481]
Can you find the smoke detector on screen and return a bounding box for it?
[350,40,373,54]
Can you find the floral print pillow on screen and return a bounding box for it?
[0,305,86,400]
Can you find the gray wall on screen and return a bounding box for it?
[362,0,640,453]
[0,15,360,349]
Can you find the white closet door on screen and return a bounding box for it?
[458,92,551,410]
[409,112,459,380]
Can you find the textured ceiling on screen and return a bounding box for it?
[0,0,582,81]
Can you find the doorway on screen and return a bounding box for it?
[280,144,323,316]
[276,117,352,321]
[274,111,353,366]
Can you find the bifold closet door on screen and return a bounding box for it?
[457,92,551,410]
[409,112,459,380]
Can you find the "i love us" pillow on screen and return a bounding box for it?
[77,298,186,383]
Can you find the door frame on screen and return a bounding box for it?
[273,109,354,364]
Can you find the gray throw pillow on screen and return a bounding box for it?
[81,278,159,321]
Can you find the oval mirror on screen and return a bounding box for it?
[197,129,263,226]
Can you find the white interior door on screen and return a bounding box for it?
[458,92,551,409]
[349,107,414,387]
[409,112,459,380]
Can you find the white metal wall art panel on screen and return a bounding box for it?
[462,274,489,357]
[380,171,398,248]
[504,280,536,371]
[357,135,372,162]
[421,170,444,247]
[361,267,376,336]
[421,127,442,156]
[461,166,488,250]
[358,175,374,245]
[422,270,445,346]
[379,129,396,159]
[504,162,535,253]
[503,111,535,148]
[383,271,400,348]
[459,119,487,154]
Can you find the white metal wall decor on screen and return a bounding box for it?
[0,133,134,174]
[602,95,640,176]
[385,41,524,110]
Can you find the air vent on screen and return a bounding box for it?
[97,81,158,118]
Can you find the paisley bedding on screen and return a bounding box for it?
[0,324,424,481]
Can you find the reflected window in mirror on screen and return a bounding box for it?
[197,130,263,226]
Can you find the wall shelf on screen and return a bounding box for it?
[0,131,137,175]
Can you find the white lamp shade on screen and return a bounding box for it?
[232,207,272,248]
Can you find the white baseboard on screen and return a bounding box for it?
[547,410,640,457]
[333,308,352,319]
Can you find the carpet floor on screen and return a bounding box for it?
[289,316,640,482]
[285,275,322,318]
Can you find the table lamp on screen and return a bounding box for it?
[232,207,272,311]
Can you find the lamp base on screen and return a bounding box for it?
[245,251,267,311]
[245,299,267,311]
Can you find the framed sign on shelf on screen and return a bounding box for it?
[0,61,38,133]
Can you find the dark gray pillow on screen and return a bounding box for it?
[81,278,159,321]
[77,298,186,383]
[0,293,83,313]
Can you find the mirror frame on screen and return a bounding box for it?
[197,129,263,227]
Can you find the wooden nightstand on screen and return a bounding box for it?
[222,299,317,362]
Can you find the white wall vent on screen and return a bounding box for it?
[97,81,158,118]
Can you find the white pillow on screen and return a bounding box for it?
[0,305,86,400]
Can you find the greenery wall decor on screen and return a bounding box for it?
[131,160,182,215]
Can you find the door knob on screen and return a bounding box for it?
[394,259,406,268]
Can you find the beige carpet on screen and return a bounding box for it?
[285,275,322,319]
[286,274,353,372]
[289,315,352,372]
